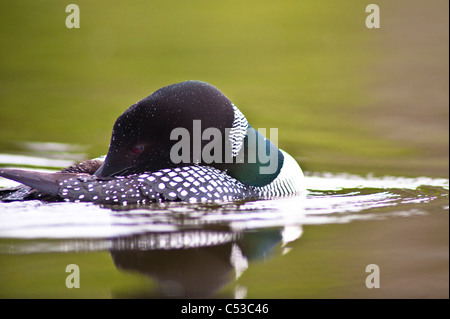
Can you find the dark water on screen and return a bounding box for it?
[0,145,447,298]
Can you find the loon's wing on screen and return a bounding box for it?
[0,166,257,205]
[0,158,105,202]
[0,168,79,197]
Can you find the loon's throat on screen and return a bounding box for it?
[224,126,283,187]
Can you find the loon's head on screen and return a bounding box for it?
[94,81,282,187]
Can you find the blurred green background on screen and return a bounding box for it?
[0,0,448,299]
[0,0,448,177]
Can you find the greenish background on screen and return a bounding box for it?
[1,0,447,177]
[0,0,448,299]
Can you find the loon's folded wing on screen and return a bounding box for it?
[1,166,261,205]
[0,168,78,197]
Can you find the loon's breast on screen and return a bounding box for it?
[257,150,305,199]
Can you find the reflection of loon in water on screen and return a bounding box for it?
[110,227,297,298]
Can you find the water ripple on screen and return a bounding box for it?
[0,171,447,245]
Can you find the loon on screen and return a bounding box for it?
[0,81,304,205]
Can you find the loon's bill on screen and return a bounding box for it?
[0,81,305,205]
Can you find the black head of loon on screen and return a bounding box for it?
[94,80,282,187]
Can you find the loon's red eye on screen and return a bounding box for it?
[131,145,144,154]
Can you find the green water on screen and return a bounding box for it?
[0,0,448,298]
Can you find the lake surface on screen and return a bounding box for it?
[0,148,448,298]
[0,0,448,299]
